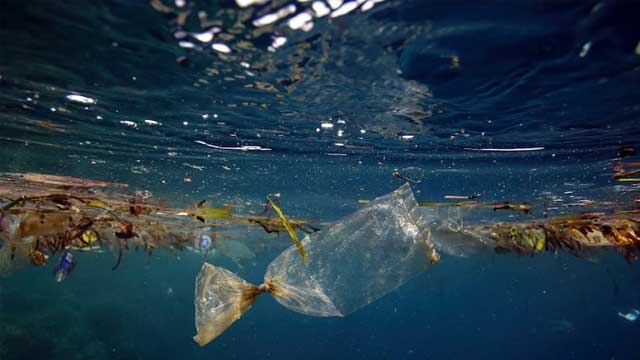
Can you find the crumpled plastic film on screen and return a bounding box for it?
[193,263,260,346]
[264,182,436,316]
[193,183,438,345]
[420,206,496,257]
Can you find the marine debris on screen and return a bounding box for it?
[392,169,422,184]
[0,173,319,278]
[463,214,640,260]
[418,199,532,215]
[266,196,307,261]
[193,184,438,345]
[2,172,640,344]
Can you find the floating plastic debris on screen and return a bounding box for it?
[54,250,75,283]
[193,184,438,345]
[2,172,640,344]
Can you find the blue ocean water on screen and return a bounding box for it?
[1,0,640,359]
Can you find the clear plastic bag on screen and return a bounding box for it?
[193,183,438,345]
[420,205,496,257]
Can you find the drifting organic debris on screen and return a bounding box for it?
[418,200,532,215]
[392,169,422,184]
[266,196,307,261]
[0,173,319,279]
[613,159,640,180]
[424,206,640,261]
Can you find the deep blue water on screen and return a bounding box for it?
[1,0,640,359]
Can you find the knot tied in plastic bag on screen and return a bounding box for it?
[193,183,438,345]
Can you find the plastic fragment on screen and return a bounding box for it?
[193,183,437,345]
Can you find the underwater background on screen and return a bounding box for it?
[1,0,640,359]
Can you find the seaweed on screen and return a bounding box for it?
[267,196,307,261]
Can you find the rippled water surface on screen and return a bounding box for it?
[1,1,640,359]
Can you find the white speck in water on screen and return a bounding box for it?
[212,43,231,53]
[331,1,360,18]
[120,120,137,128]
[193,31,214,43]
[312,1,331,17]
[66,94,96,105]
[361,1,375,12]
[179,41,196,49]
[337,129,344,137]
[183,121,189,126]
[288,12,313,30]
[321,122,334,129]
[144,119,160,126]
[328,0,344,10]
[270,36,287,51]
[235,0,270,8]
[195,140,272,152]
[579,41,591,57]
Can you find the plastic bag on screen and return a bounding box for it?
[193,183,438,345]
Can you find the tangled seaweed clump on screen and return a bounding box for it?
[0,173,320,280]
[457,213,640,261]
